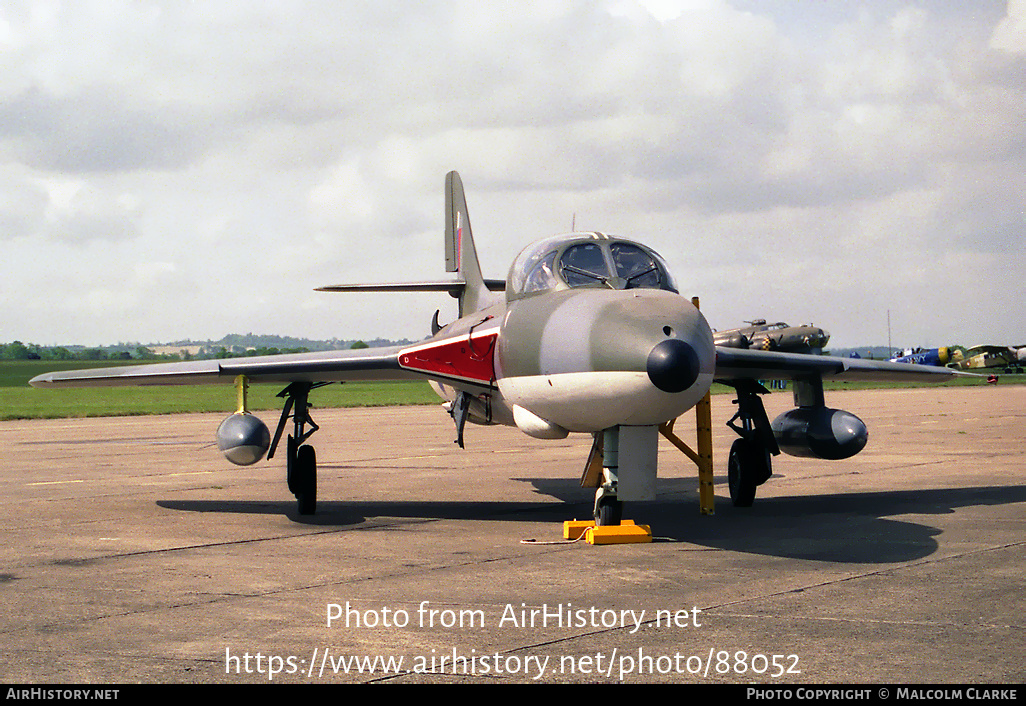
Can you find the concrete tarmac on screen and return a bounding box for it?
[1,385,1022,684]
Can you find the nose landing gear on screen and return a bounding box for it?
[590,427,625,526]
[594,486,624,526]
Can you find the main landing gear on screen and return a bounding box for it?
[724,381,778,507]
[269,382,330,515]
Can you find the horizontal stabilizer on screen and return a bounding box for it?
[316,280,505,294]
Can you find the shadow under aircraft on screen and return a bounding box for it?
[156,480,1023,565]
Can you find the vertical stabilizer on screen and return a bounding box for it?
[445,171,493,316]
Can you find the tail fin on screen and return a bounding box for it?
[445,171,494,316]
[316,171,503,321]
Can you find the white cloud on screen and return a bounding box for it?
[991,0,1026,53]
[0,0,1021,349]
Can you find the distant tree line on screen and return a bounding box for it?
[1,336,398,362]
[1,341,178,361]
[207,346,312,358]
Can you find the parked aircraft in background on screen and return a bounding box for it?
[30,172,959,525]
[889,347,954,367]
[952,345,1026,374]
[713,320,830,354]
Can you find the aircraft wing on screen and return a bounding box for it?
[28,345,419,388]
[963,345,1014,356]
[714,347,961,382]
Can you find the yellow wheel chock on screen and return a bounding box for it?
[563,520,653,545]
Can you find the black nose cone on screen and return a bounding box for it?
[647,338,700,393]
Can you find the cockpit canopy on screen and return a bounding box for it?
[506,232,678,301]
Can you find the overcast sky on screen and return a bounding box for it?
[2,0,1023,350]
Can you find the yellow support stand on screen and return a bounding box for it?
[691,296,715,515]
[656,296,716,515]
[695,389,715,515]
[234,375,250,414]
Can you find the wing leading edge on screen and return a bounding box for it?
[714,347,963,383]
[28,345,417,388]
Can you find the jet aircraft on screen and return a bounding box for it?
[713,320,829,354]
[30,172,960,525]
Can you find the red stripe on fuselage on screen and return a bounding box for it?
[399,331,497,386]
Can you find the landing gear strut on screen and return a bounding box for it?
[724,381,778,507]
[592,427,624,526]
[269,382,329,515]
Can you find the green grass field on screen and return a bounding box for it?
[0,360,1014,421]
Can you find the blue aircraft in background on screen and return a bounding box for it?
[890,347,953,367]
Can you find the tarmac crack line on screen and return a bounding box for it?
[476,539,1026,658]
[687,539,1026,628]
[708,611,1022,631]
[10,514,1019,642]
[1,514,576,636]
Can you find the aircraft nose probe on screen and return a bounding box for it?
[646,338,700,393]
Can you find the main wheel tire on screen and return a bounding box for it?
[753,443,772,486]
[295,444,317,515]
[728,439,761,507]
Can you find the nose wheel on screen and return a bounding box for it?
[594,488,624,526]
